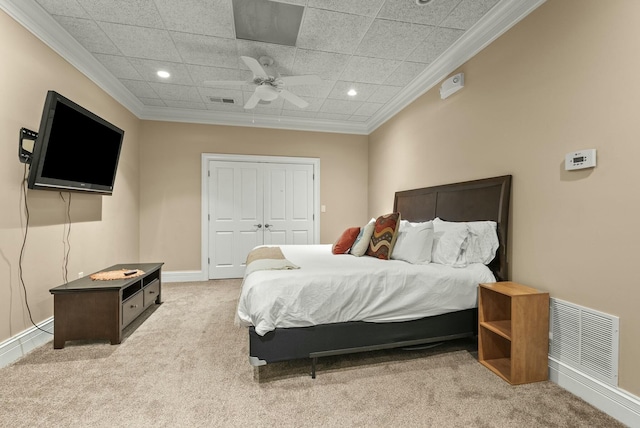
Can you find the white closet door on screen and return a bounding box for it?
[208,160,315,279]
[208,161,263,279]
[263,163,314,245]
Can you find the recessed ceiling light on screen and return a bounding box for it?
[157,70,170,78]
[347,89,357,96]
[415,0,432,4]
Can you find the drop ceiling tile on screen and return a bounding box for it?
[98,22,182,62]
[186,65,252,88]
[53,16,120,55]
[367,85,402,103]
[296,8,372,54]
[328,81,378,101]
[77,0,164,28]
[440,0,500,30]
[35,0,89,18]
[306,0,385,16]
[340,57,401,84]
[172,32,238,68]
[236,40,297,73]
[377,0,458,26]
[282,97,324,112]
[93,54,143,80]
[205,103,246,113]
[355,19,435,61]
[154,0,234,38]
[319,99,363,115]
[163,100,207,110]
[286,80,334,99]
[148,82,202,102]
[139,97,166,107]
[128,58,194,85]
[283,110,319,119]
[120,79,158,98]
[408,27,465,64]
[383,61,427,86]
[291,49,350,81]
[354,102,384,117]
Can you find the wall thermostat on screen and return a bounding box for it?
[565,149,596,171]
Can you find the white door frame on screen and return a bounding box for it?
[201,153,320,280]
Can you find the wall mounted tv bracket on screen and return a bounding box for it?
[19,127,38,164]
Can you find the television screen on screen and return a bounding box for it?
[27,91,124,195]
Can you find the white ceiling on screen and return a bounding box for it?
[1,0,544,134]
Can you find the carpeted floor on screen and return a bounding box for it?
[0,280,626,427]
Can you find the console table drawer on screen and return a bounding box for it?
[122,292,144,327]
[144,279,160,307]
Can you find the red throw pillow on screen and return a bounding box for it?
[332,227,361,254]
[366,212,401,260]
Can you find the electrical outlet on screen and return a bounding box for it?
[78,272,84,278]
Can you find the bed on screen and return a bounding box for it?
[237,175,512,377]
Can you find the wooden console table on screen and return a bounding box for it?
[50,262,163,349]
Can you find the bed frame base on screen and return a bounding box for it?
[249,308,478,378]
[308,332,471,379]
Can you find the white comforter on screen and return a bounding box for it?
[235,245,496,336]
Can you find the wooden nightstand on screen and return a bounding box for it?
[478,281,549,385]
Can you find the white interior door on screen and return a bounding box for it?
[263,163,314,245]
[208,159,316,279]
[209,161,263,279]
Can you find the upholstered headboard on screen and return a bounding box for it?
[393,175,512,281]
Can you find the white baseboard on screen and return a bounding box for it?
[161,270,206,283]
[549,357,640,427]
[0,317,53,368]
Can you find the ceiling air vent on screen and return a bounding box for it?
[208,97,236,104]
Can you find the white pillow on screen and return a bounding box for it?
[350,218,376,257]
[391,220,434,264]
[433,218,498,264]
[431,219,469,267]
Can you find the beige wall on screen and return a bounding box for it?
[0,11,141,343]
[138,121,368,271]
[369,0,640,395]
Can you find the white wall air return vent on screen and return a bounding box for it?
[549,298,619,386]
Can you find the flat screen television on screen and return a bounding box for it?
[27,90,124,195]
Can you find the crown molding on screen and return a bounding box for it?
[1,0,544,136]
[366,0,547,134]
[0,0,145,116]
[139,106,368,134]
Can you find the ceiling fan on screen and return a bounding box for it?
[204,56,321,109]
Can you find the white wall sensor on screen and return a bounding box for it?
[440,73,464,99]
[565,149,596,171]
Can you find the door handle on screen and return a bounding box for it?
[253,224,262,228]
[264,223,272,229]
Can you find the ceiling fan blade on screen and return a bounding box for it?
[203,80,248,86]
[280,75,322,86]
[240,56,268,78]
[244,92,261,109]
[279,89,309,109]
